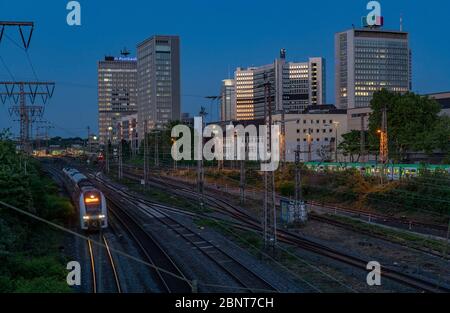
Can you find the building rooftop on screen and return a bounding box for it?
[426,92,450,109]
[302,105,347,115]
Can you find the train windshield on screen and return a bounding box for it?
[83,191,102,213]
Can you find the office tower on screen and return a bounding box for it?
[98,55,137,146]
[137,35,180,140]
[234,51,326,121]
[335,28,411,111]
[220,79,236,121]
[282,57,326,113]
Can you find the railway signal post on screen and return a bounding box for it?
[143,120,149,187]
[294,145,308,223]
[197,107,207,208]
[240,160,245,204]
[118,123,123,180]
[262,76,277,257]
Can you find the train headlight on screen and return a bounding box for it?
[83,216,90,220]
[98,215,106,219]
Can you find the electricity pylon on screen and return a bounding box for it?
[0,82,55,153]
[262,75,277,255]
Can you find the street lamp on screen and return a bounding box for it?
[106,126,113,173]
[333,121,340,162]
[306,132,312,162]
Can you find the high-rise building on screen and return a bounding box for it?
[235,51,326,121]
[283,57,326,113]
[137,35,180,140]
[220,79,236,121]
[98,56,137,146]
[335,27,411,130]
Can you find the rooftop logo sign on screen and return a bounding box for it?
[362,1,384,28]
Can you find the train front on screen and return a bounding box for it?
[80,189,108,230]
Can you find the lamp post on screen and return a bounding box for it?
[106,126,113,173]
[129,127,134,159]
[307,132,312,162]
[333,121,340,162]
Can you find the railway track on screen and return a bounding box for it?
[94,175,278,293]
[87,235,122,293]
[124,164,449,236]
[116,170,450,293]
[87,239,97,293]
[124,197,277,292]
[107,199,192,293]
[44,162,450,293]
[112,170,450,261]
[42,164,123,294]
[45,163,191,293]
[309,214,449,260]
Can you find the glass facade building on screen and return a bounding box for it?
[137,35,180,140]
[234,52,326,121]
[220,79,236,121]
[97,56,137,146]
[335,28,411,110]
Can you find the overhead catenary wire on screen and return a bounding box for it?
[112,168,360,292]
[0,199,280,293]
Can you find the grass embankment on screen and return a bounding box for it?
[0,136,74,293]
[169,165,450,224]
[324,214,449,254]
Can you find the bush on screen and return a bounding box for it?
[0,135,73,293]
[14,277,71,293]
[279,181,295,197]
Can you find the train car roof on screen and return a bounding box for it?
[71,173,88,184]
[304,162,450,169]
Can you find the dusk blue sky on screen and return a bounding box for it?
[1,0,449,137]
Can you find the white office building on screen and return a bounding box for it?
[234,50,326,121]
[137,35,180,141]
[97,56,137,146]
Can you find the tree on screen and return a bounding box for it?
[338,130,370,162]
[368,90,449,162]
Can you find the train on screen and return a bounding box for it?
[62,168,108,230]
[304,162,450,180]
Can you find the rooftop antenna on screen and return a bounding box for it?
[120,47,130,57]
[400,14,403,31]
